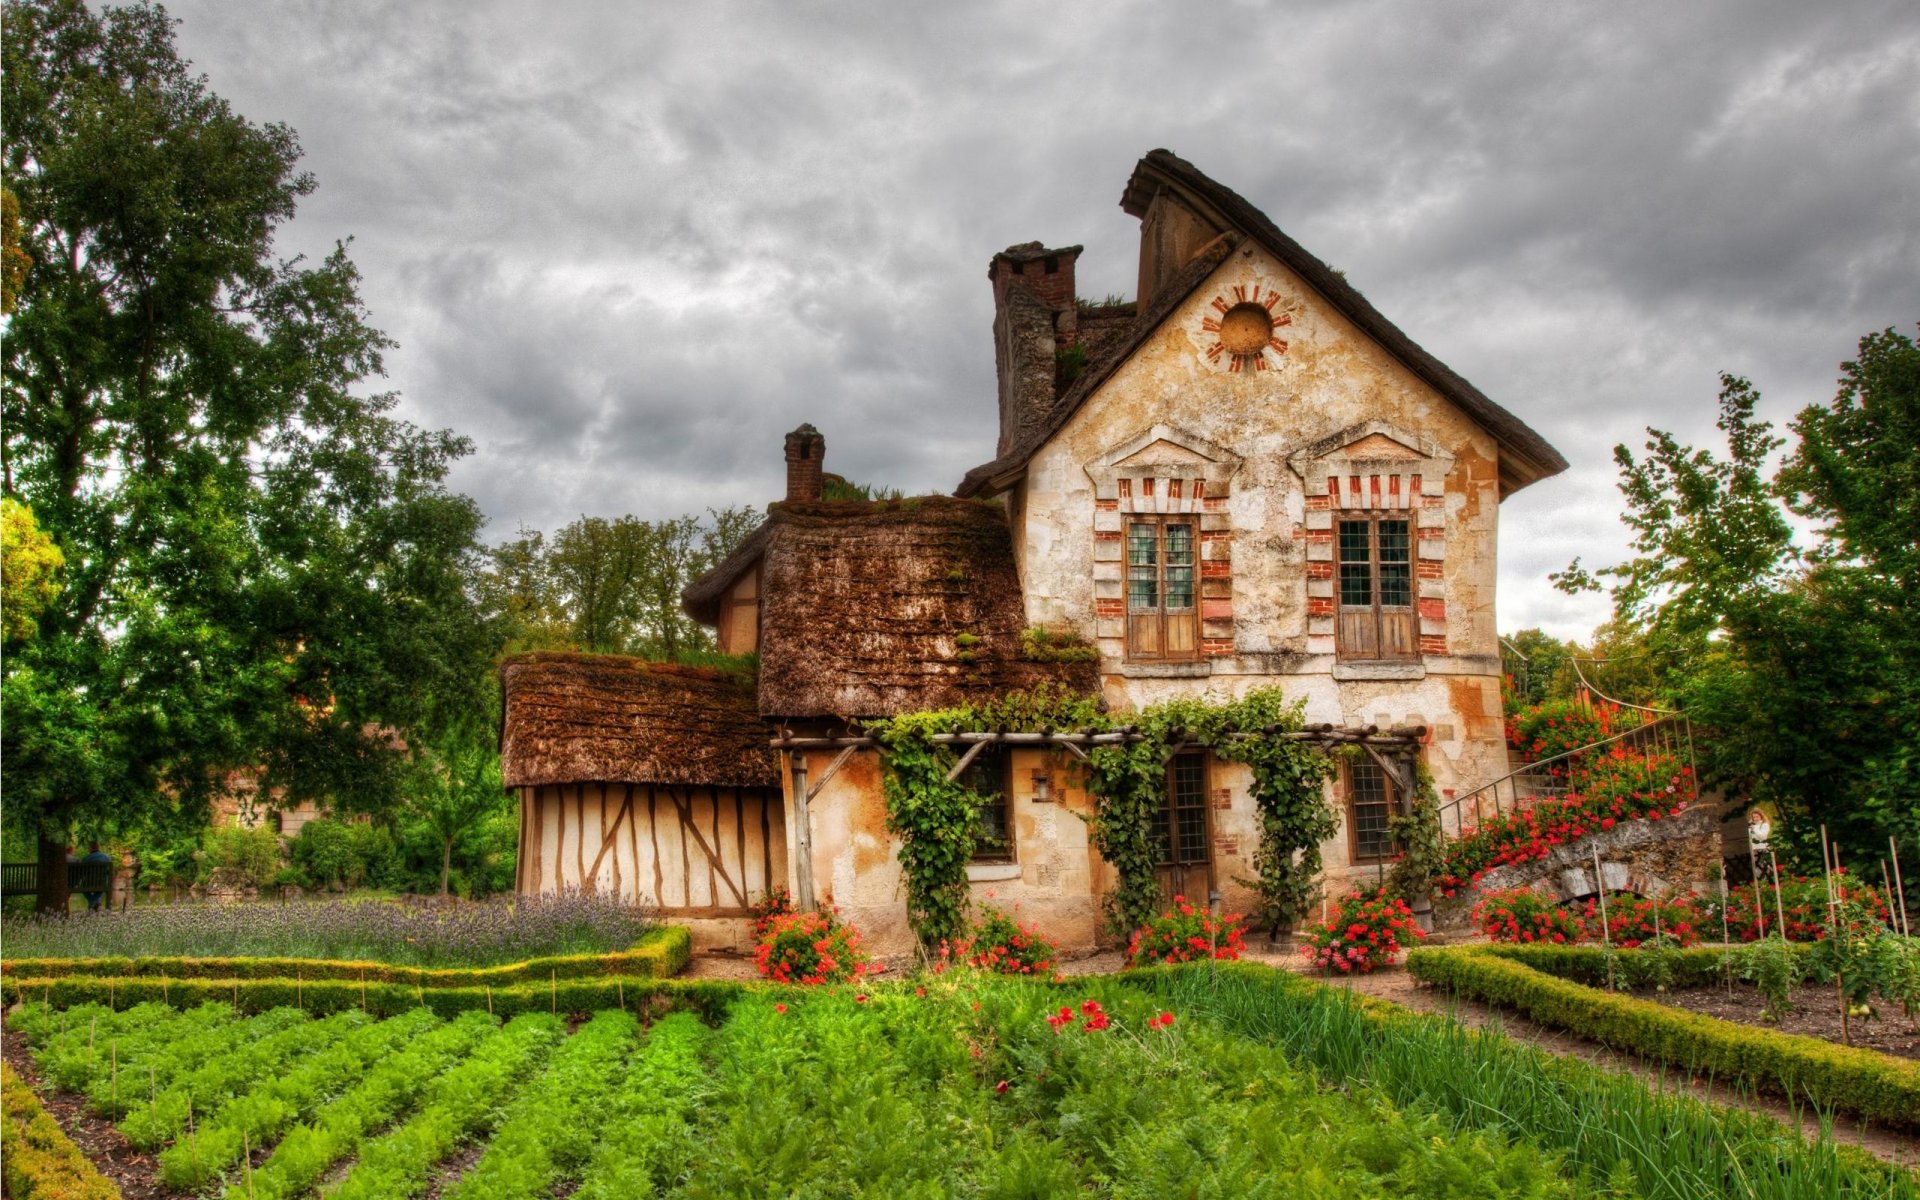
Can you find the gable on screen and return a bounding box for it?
[956,149,1567,499]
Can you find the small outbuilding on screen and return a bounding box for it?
[500,653,786,927]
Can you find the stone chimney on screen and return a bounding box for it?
[784,423,825,503]
[988,242,1082,457]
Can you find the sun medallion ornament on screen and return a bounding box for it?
[1199,284,1294,373]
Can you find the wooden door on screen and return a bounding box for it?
[1153,752,1215,900]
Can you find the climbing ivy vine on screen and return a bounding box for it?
[1385,761,1445,908]
[869,686,1348,949]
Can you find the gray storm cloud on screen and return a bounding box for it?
[164,0,1920,640]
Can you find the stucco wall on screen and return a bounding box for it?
[786,746,1114,958]
[1014,241,1515,920]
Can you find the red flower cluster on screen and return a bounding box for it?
[1717,872,1892,942]
[748,886,794,940]
[1437,749,1696,894]
[1505,697,1628,768]
[1472,887,1585,944]
[1579,891,1703,948]
[754,909,869,985]
[1298,889,1424,974]
[1125,895,1248,968]
[1046,998,1111,1034]
[1146,1011,1176,1030]
[938,904,1060,976]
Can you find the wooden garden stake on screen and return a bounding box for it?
[110,1040,117,1112]
[360,971,367,1012]
[150,1064,157,1121]
[108,978,115,1011]
[1892,835,1911,937]
[486,985,493,1015]
[617,978,624,1011]
[296,971,302,1011]
[1592,847,1615,991]
[1717,874,1732,996]
[1883,860,1897,931]
[88,1015,96,1065]
[1820,825,1849,1046]
[1768,851,1788,941]
[244,1128,255,1199]
[550,968,557,1014]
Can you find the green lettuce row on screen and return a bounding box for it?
[234,1010,498,1200]
[1,926,691,986]
[570,1012,714,1200]
[118,1008,360,1149]
[1404,945,1920,1131]
[156,1009,432,1192]
[83,1008,309,1120]
[32,1002,229,1092]
[3,971,746,1022]
[440,1009,639,1200]
[324,1012,564,1200]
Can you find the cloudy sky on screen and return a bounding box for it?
[163,0,1920,640]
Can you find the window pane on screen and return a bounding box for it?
[1128,523,1159,611]
[1128,524,1157,566]
[1377,521,1412,607]
[1350,762,1393,860]
[1164,524,1194,609]
[1171,754,1208,865]
[1338,520,1372,606]
[963,749,1012,859]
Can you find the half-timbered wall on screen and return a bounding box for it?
[515,782,787,916]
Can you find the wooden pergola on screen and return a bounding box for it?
[769,723,1427,911]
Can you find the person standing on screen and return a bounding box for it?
[80,843,113,912]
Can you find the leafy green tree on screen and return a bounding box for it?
[509,505,758,660]
[1,496,62,643]
[407,719,506,896]
[1,0,494,910]
[1558,327,1920,874]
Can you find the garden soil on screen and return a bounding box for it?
[1,1027,176,1200]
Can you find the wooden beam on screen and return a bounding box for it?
[943,738,993,783]
[665,787,747,908]
[584,788,634,885]
[808,744,861,803]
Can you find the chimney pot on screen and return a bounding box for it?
[783,423,825,503]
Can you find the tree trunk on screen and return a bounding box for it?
[35,828,71,916]
[440,835,453,897]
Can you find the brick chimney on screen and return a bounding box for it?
[784,423,825,502]
[988,243,1082,457]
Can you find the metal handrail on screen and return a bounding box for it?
[1437,707,1693,840]
[1571,655,1680,719]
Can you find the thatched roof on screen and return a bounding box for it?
[499,653,778,789]
[959,149,1568,499]
[752,497,1098,719]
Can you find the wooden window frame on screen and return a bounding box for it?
[1345,760,1399,864]
[1155,751,1212,867]
[1335,515,1416,661]
[1125,515,1200,662]
[962,746,1015,863]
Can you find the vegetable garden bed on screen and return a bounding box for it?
[3,963,1914,1199]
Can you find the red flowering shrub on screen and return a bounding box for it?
[1472,887,1585,944]
[938,904,1059,976]
[1717,872,1893,942]
[1435,750,1696,894]
[748,886,794,939]
[754,909,869,985]
[1580,891,1704,948]
[1124,895,1246,968]
[1299,889,1424,974]
[1505,697,1630,769]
